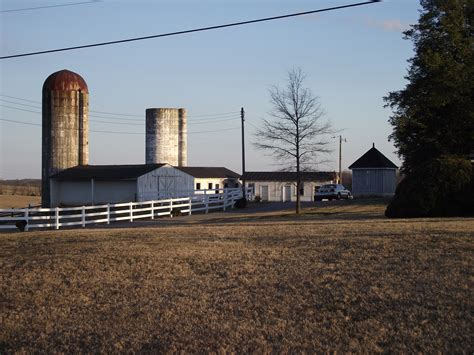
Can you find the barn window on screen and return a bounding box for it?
[196,183,201,190]
[208,182,213,189]
[299,182,305,196]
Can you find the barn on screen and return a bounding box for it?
[39,69,241,208]
[349,144,398,197]
[49,164,194,207]
[243,171,335,202]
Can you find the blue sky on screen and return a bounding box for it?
[1,0,421,179]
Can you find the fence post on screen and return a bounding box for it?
[55,207,59,230]
[129,202,133,222]
[205,195,209,214]
[24,208,29,232]
[82,206,85,227]
[188,197,192,215]
[151,201,154,220]
[169,199,173,218]
[107,204,110,224]
[223,191,227,211]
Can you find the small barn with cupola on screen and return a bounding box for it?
[349,144,398,197]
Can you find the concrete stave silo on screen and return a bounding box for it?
[42,69,89,207]
[146,108,187,166]
[177,108,187,166]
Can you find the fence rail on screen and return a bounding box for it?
[0,188,251,232]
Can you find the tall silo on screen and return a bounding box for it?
[177,108,187,166]
[145,108,187,166]
[42,69,89,207]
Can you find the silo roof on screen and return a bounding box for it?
[43,69,88,93]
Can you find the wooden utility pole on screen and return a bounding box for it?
[241,107,246,200]
[336,135,347,184]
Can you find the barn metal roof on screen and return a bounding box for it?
[175,166,240,179]
[242,171,335,182]
[50,164,166,180]
[43,69,89,93]
[348,145,398,169]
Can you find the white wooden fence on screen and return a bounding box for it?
[0,188,250,232]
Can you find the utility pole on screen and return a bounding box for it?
[333,135,347,184]
[241,107,246,200]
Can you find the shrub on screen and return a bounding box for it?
[386,156,473,218]
[234,197,247,209]
[171,208,183,217]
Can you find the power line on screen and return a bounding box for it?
[0,95,39,103]
[0,96,240,120]
[0,1,381,59]
[247,121,260,130]
[1,1,101,13]
[0,117,241,135]
[0,104,239,125]
[0,105,39,114]
[0,99,39,109]
[0,118,40,127]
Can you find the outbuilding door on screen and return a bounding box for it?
[261,185,269,201]
[283,185,291,202]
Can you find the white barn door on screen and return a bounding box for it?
[261,185,269,201]
[283,185,291,202]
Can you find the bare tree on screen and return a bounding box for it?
[255,68,333,214]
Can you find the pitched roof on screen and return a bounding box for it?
[175,166,240,179]
[50,164,166,180]
[348,145,398,169]
[242,171,335,182]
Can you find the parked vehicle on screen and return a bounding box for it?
[315,184,352,201]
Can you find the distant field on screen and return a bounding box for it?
[1,202,473,352]
[0,194,41,208]
[0,180,41,197]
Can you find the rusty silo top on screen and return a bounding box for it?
[42,69,88,93]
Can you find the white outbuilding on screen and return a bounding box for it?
[175,166,241,192]
[49,164,194,207]
[243,171,335,202]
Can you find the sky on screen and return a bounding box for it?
[0,0,422,179]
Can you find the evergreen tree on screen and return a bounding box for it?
[385,0,474,217]
[384,0,473,174]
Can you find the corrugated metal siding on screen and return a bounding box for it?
[137,165,194,200]
[352,169,396,196]
[52,181,91,206]
[94,181,136,204]
[51,180,137,206]
[383,170,397,194]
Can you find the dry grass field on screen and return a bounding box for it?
[0,194,41,208]
[1,201,473,352]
